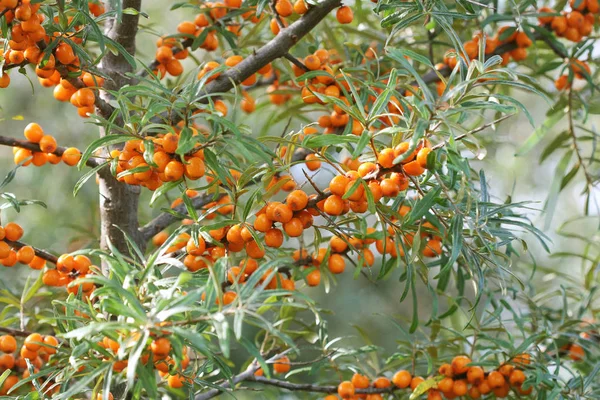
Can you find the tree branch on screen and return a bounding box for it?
[160,0,342,126]
[247,376,399,395]
[0,135,101,168]
[139,192,225,242]
[5,240,59,264]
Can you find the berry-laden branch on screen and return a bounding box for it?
[248,375,396,394]
[0,135,101,168]
[0,326,34,338]
[162,0,343,125]
[5,240,59,264]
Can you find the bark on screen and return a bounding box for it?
[97,0,145,262]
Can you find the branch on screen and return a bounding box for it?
[139,192,225,241]
[0,326,34,337]
[247,376,399,395]
[0,135,102,168]
[161,0,342,125]
[5,240,59,264]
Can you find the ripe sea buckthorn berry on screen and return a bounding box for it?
[438,377,454,393]
[467,366,485,385]
[569,343,585,360]
[275,0,293,17]
[304,55,321,71]
[498,363,514,377]
[323,195,344,215]
[273,356,291,374]
[328,254,345,274]
[410,376,424,390]
[265,228,284,248]
[392,370,412,388]
[43,336,59,354]
[270,203,294,223]
[96,393,114,400]
[287,190,308,211]
[283,218,304,237]
[16,246,35,264]
[336,6,353,24]
[509,369,526,386]
[357,162,377,178]
[24,122,44,143]
[14,148,32,166]
[62,147,81,166]
[377,148,395,168]
[337,381,355,398]
[416,147,431,168]
[438,363,453,377]
[164,161,184,181]
[452,379,468,396]
[29,256,46,270]
[306,269,321,286]
[294,0,308,14]
[487,371,505,388]
[167,374,186,388]
[24,333,43,351]
[4,222,24,241]
[329,175,350,196]
[451,355,471,375]
[351,373,369,389]
[0,335,17,353]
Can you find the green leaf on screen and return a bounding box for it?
[79,134,133,169]
[73,162,109,197]
[406,187,442,225]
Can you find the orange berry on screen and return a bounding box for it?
[24,122,44,143]
[328,253,345,274]
[451,355,471,375]
[0,335,17,353]
[273,356,291,374]
[336,6,353,24]
[62,147,81,166]
[4,222,23,241]
[16,246,35,264]
[306,269,321,286]
[337,381,355,398]
[392,370,412,388]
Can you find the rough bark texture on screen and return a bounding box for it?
[98,0,145,260]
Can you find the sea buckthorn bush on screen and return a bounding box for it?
[0,0,598,398]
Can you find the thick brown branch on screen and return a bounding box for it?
[248,376,399,394]
[0,326,34,337]
[0,135,101,168]
[5,240,59,264]
[139,192,225,242]
[160,0,342,125]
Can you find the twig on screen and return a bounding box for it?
[247,376,400,395]
[5,240,59,264]
[567,88,594,187]
[0,135,102,168]
[284,53,309,72]
[0,326,34,337]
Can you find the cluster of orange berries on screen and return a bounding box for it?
[97,335,192,389]
[113,133,206,190]
[330,354,532,400]
[317,140,432,217]
[0,0,103,117]
[13,123,81,167]
[0,222,47,269]
[268,0,352,35]
[152,0,260,79]
[539,0,597,43]
[41,253,96,297]
[554,59,592,90]
[442,26,532,73]
[50,72,104,118]
[0,333,59,396]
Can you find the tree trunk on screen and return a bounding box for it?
[97,0,145,262]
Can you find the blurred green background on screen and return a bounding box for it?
[0,1,598,398]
